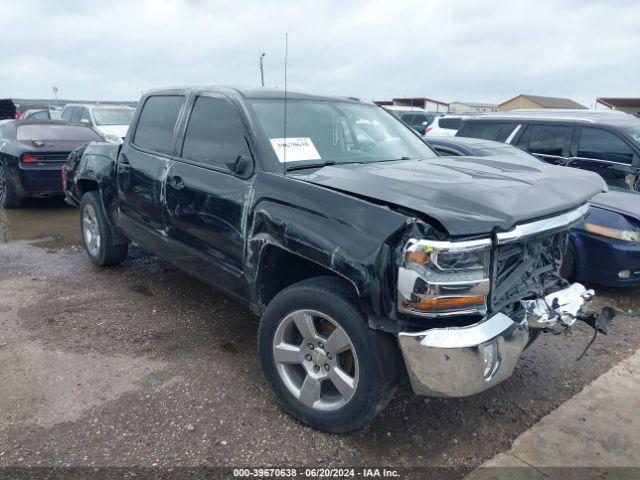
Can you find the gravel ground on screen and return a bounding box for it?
[1,200,639,472]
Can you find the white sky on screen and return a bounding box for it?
[2,0,638,107]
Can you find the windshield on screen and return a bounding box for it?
[17,125,103,141]
[249,99,437,168]
[92,108,135,126]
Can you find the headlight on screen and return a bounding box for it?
[580,208,640,243]
[398,238,491,317]
[104,134,123,143]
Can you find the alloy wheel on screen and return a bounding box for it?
[82,203,101,257]
[272,309,359,411]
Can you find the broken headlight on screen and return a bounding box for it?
[397,238,492,317]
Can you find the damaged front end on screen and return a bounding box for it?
[396,204,611,398]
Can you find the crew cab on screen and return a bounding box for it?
[64,87,605,433]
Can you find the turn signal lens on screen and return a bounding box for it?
[402,295,486,312]
[22,155,39,163]
[584,223,640,243]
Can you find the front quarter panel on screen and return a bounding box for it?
[246,172,413,319]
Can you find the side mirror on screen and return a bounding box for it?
[227,155,253,176]
[80,118,90,125]
[421,121,430,126]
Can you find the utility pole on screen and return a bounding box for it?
[52,86,59,106]
[259,53,266,87]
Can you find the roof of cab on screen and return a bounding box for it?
[142,86,369,104]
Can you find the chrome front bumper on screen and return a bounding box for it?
[397,282,592,397]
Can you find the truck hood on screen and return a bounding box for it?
[301,157,606,237]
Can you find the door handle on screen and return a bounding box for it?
[169,175,185,190]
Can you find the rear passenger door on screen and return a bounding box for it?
[164,94,254,296]
[568,126,639,190]
[516,123,573,165]
[117,94,185,247]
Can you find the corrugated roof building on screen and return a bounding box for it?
[499,94,586,111]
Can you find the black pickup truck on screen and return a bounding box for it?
[64,87,605,432]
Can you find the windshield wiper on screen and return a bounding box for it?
[285,161,337,172]
[286,160,367,172]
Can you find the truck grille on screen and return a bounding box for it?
[490,231,568,313]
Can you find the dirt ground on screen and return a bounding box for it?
[1,199,639,471]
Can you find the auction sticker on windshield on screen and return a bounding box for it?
[270,137,321,163]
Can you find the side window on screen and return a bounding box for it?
[32,110,50,120]
[400,114,414,125]
[133,95,184,155]
[61,108,72,121]
[577,127,634,164]
[523,124,571,156]
[70,107,82,124]
[181,96,248,167]
[79,108,91,125]
[439,118,463,130]
[456,122,516,141]
[413,114,427,126]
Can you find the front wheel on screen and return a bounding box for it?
[258,276,396,433]
[80,191,128,266]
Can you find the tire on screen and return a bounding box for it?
[258,276,396,433]
[0,164,23,209]
[80,191,128,266]
[560,241,577,281]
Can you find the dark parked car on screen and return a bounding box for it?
[456,110,640,191]
[0,119,104,208]
[426,136,640,287]
[64,87,605,432]
[567,189,640,287]
[0,99,16,120]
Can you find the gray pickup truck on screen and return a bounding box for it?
[63,87,605,432]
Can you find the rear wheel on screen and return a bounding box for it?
[0,163,23,209]
[80,191,128,266]
[258,276,396,433]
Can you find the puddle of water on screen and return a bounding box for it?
[0,198,81,249]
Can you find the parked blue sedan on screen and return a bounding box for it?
[426,136,640,287]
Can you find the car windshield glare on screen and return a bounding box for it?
[249,99,437,167]
[92,108,135,126]
[626,125,640,145]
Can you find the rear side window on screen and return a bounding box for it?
[133,96,184,155]
[412,114,428,125]
[577,127,634,164]
[400,114,414,124]
[439,118,463,130]
[30,110,50,120]
[456,122,516,141]
[522,124,571,156]
[181,96,247,167]
[61,108,72,121]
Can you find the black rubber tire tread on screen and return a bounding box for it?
[258,276,396,433]
[1,166,23,209]
[80,191,128,267]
